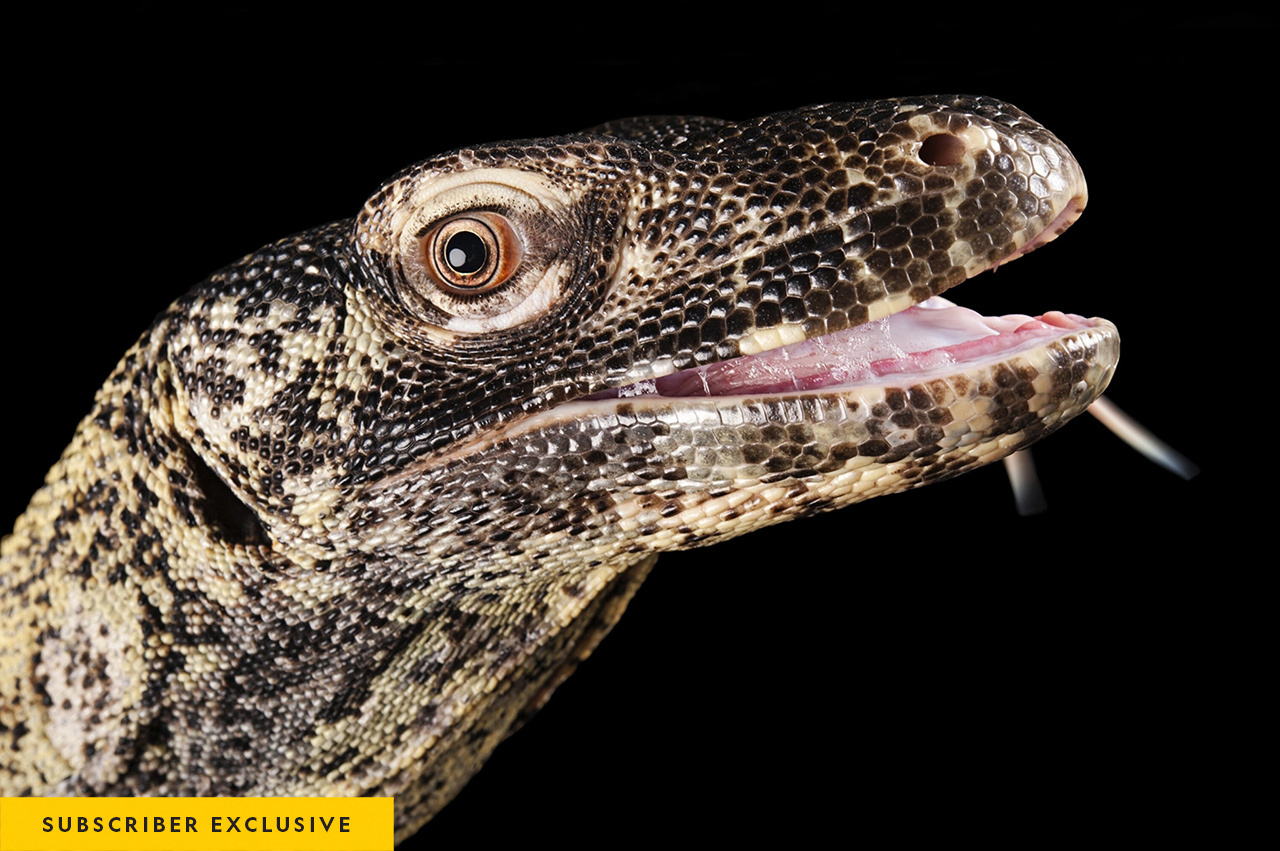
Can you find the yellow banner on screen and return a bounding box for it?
[0,798,393,851]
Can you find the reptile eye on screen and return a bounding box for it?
[387,175,575,333]
[422,213,523,295]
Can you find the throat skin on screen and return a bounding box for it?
[1,95,1116,845]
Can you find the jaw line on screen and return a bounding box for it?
[401,301,1117,480]
[584,296,1105,401]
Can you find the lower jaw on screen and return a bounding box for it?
[583,316,1119,492]
[426,306,1118,507]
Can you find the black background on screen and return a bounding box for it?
[4,19,1249,844]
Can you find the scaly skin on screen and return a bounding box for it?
[1,96,1114,843]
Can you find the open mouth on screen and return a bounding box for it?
[586,297,1102,401]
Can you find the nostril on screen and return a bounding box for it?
[919,133,966,166]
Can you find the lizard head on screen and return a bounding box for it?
[160,96,1112,574]
[231,95,1106,566]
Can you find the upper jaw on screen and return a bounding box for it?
[598,96,1093,395]
[999,191,1088,267]
[587,170,1093,404]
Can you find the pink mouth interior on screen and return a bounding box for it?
[589,297,1093,399]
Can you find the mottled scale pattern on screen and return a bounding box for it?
[0,96,1113,844]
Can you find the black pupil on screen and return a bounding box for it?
[444,230,488,275]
